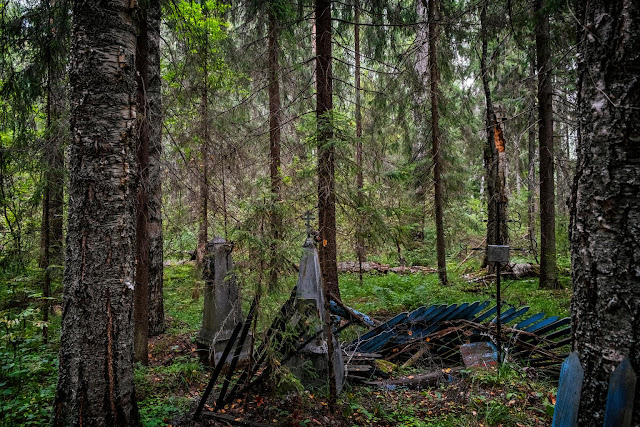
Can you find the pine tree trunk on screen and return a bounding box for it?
[527,96,537,260]
[316,0,339,298]
[196,67,209,270]
[268,2,282,289]
[147,0,165,337]
[53,0,139,424]
[480,0,499,270]
[134,5,150,365]
[535,0,557,289]
[572,1,640,424]
[429,0,447,285]
[354,0,365,286]
[412,0,429,213]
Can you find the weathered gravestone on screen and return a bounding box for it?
[197,237,249,366]
[287,237,344,393]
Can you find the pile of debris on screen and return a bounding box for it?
[337,261,437,275]
[340,301,570,382]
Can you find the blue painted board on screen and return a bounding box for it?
[412,304,447,325]
[500,306,530,324]
[358,312,409,341]
[359,330,395,353]
[407,305,430,322]
[464,301,490,319]
[525,316,559,332]
[491,307,515,324]
[603,357,636,427]
[395,304,460,344]
[474,306,497,323]
[535,318,571,336]
[552,352,584,427]
[514,312,545,329]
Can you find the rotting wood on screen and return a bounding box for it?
[329,292,381,327]
[364,367,462,389]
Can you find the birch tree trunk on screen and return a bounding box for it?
[53,0,139,424]
[572,0,640,424]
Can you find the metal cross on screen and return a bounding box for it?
[302,210,315,237]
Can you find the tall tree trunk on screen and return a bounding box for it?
[412,0,429,216]
[572,1,640,424]
[40,0,66,343]
[196,59,209,270]
[527,58,538,260]
[53,0,139,424]
[316,0,339,298]
[480,0,506,271]
[535,0,557,288]
[354,0,365,286]
[268,2,281,289]
[147,0,164,337]
[134,4,150,365]
[428,0,447,285]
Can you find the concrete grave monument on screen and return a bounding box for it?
[288,235,344,393]
[197,237,249,366]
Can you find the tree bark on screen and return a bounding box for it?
[53,0,139,424]
[268,1,282,289]
[412,0,429,216]
[316,0,339,298]
[147,0,165,337]
[134,4,150,365]
[480,0,497,269]
[196,4,210,270]
[479,0,508,272]
[40,0,67,343]
[354,0,365,287]
[535,0,557,289]
[572,0,640,424]
[428,0,447,285]
[527,58,538,261]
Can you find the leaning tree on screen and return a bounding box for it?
[571,0,640,425]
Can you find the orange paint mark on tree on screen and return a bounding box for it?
[494,123,505,152]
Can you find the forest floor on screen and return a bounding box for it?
[0,257,571,426]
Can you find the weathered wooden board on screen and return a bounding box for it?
[552,352,584,427]
[603,356,636,427]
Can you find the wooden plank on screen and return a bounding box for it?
[603,356,636,427]
[525,316,559,332]
[345,364,373,372]
[552,352,584,427]
[535,318,571,336]
[363,367,462,390]
[342,351,382,359]
[474,306,497,323]
[500,306,530,324]
[491,306,515,324]
[514,312,545,329]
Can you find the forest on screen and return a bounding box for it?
[0,0,638,426]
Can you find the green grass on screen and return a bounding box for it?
[339,265,571,319]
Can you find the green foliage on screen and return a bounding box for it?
[137,396,192,427]
[0,283,59,425]
[340,267,570,319]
